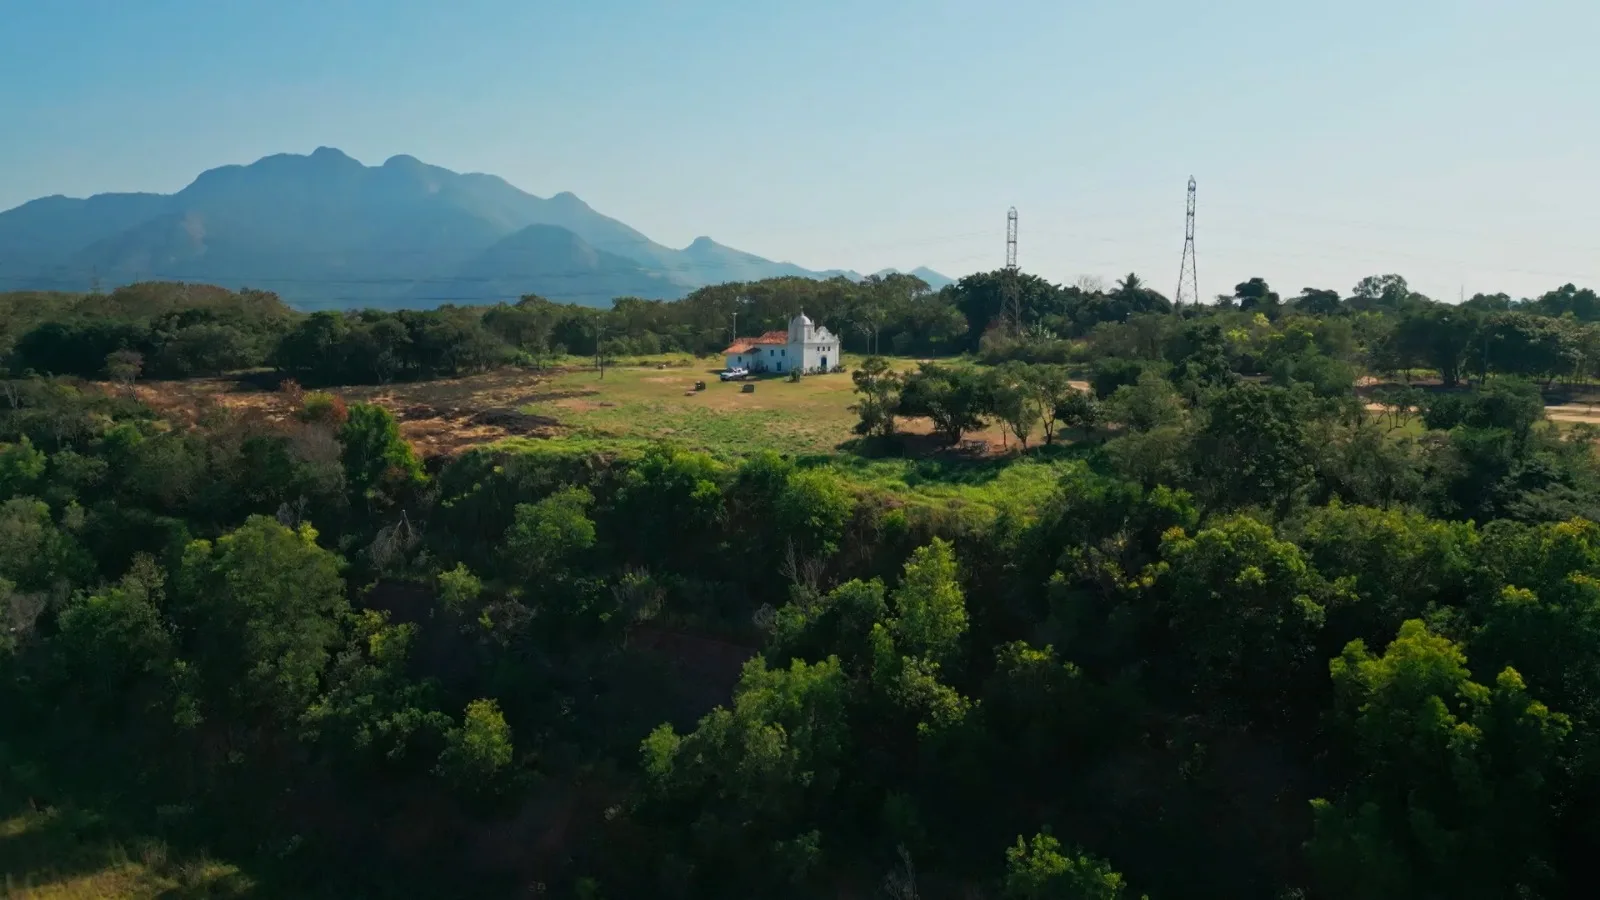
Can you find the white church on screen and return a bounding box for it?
[722,313,840,375]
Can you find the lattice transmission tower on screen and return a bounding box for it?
[1174,177,1199,309]
[1004,206,1020,334]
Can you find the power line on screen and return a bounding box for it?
[1175,176,1198,309]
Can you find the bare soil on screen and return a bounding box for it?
[128,368,574,457]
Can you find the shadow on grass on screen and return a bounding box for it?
[824,434,1099,487]
[1,741,519,900]
[0,791,255,898]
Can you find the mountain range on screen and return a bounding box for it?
[0,147,952,309]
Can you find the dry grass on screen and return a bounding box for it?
[116,359,1047,460]
[127,368,572,457]
[521,358,1019,457]
[0,804,251,899]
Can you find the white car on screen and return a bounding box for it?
[719,367,749,382]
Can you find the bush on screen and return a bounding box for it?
[980,333,1076,366]
[1090,357,1152,399]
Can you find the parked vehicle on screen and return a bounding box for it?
[718,367,748,382]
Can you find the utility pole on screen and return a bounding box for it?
[594,310,605,380]
[1003,206,1021,336]
[1174,177,1198,310]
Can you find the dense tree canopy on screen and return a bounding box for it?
[9,268,1600,899]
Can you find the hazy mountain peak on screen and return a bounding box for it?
[0,148,954,308]
[548,191,593,211]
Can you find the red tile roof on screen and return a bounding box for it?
[722,330,788,354]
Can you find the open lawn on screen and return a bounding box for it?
[516,355,1007,457]
[519,364,864,456]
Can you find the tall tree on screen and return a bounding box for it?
[1309,620,1570,900]
[172,516,348,735]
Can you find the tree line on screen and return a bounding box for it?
[9,272,1599,390]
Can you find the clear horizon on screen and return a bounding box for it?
[3,0,1597,303]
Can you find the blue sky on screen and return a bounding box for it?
[2,0,1597,302]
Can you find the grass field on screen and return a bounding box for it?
[0,802,251,899]
[124,355,1600,471]
[509,354,1008,458]
[127,354,998,459]
[518,363,865,456]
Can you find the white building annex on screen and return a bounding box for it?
[722,312,839,375]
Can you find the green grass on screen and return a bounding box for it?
[0,745,254,900]
[500,354,1091,518]
[0,802,251,899]
[547,351,702,369]
[519,358,888,457]
[815,454,1085,520]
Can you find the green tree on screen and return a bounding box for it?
[49,556,186,729]
[898,363,991,445]
[984,642,1103,791]
[775,469,856,559]
[1167,321,1236,395]
[1192,383,1313,513]
[770,578,889,674]
[1308,620,1570,900]
[1296,287,1343,316]
[0,496,88,592]
[173,516,348,731]
[1234,277,1282,316]
[1003,833,1142,900]
[103,348,144,386]
[1298,503,1477,649]
[1054,386,1100,439]
[988,361,1042,449]
[610,446,726,568]
[1155,515,1326,723]
[1470,518,1600,728]
[302,609,451,771]
[436,697,515,791]
[1349,273,1413,312]
[339,403,424,510]
[0,435,46,499]
[1089,357,1148,400]
[641,655,853,897]
[506,486,596,578]
[890,538,967,668]
[1021,364,1078,445]
[1105,371,1184,433]
[850,355,904,438]
[436,562,483,615]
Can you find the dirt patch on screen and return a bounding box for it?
[1546,405,1600,423]
[125,369,570,458]
[385,404,561,455]
[896,416,1014,457]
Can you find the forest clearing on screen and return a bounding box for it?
[126,356,1020,459]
